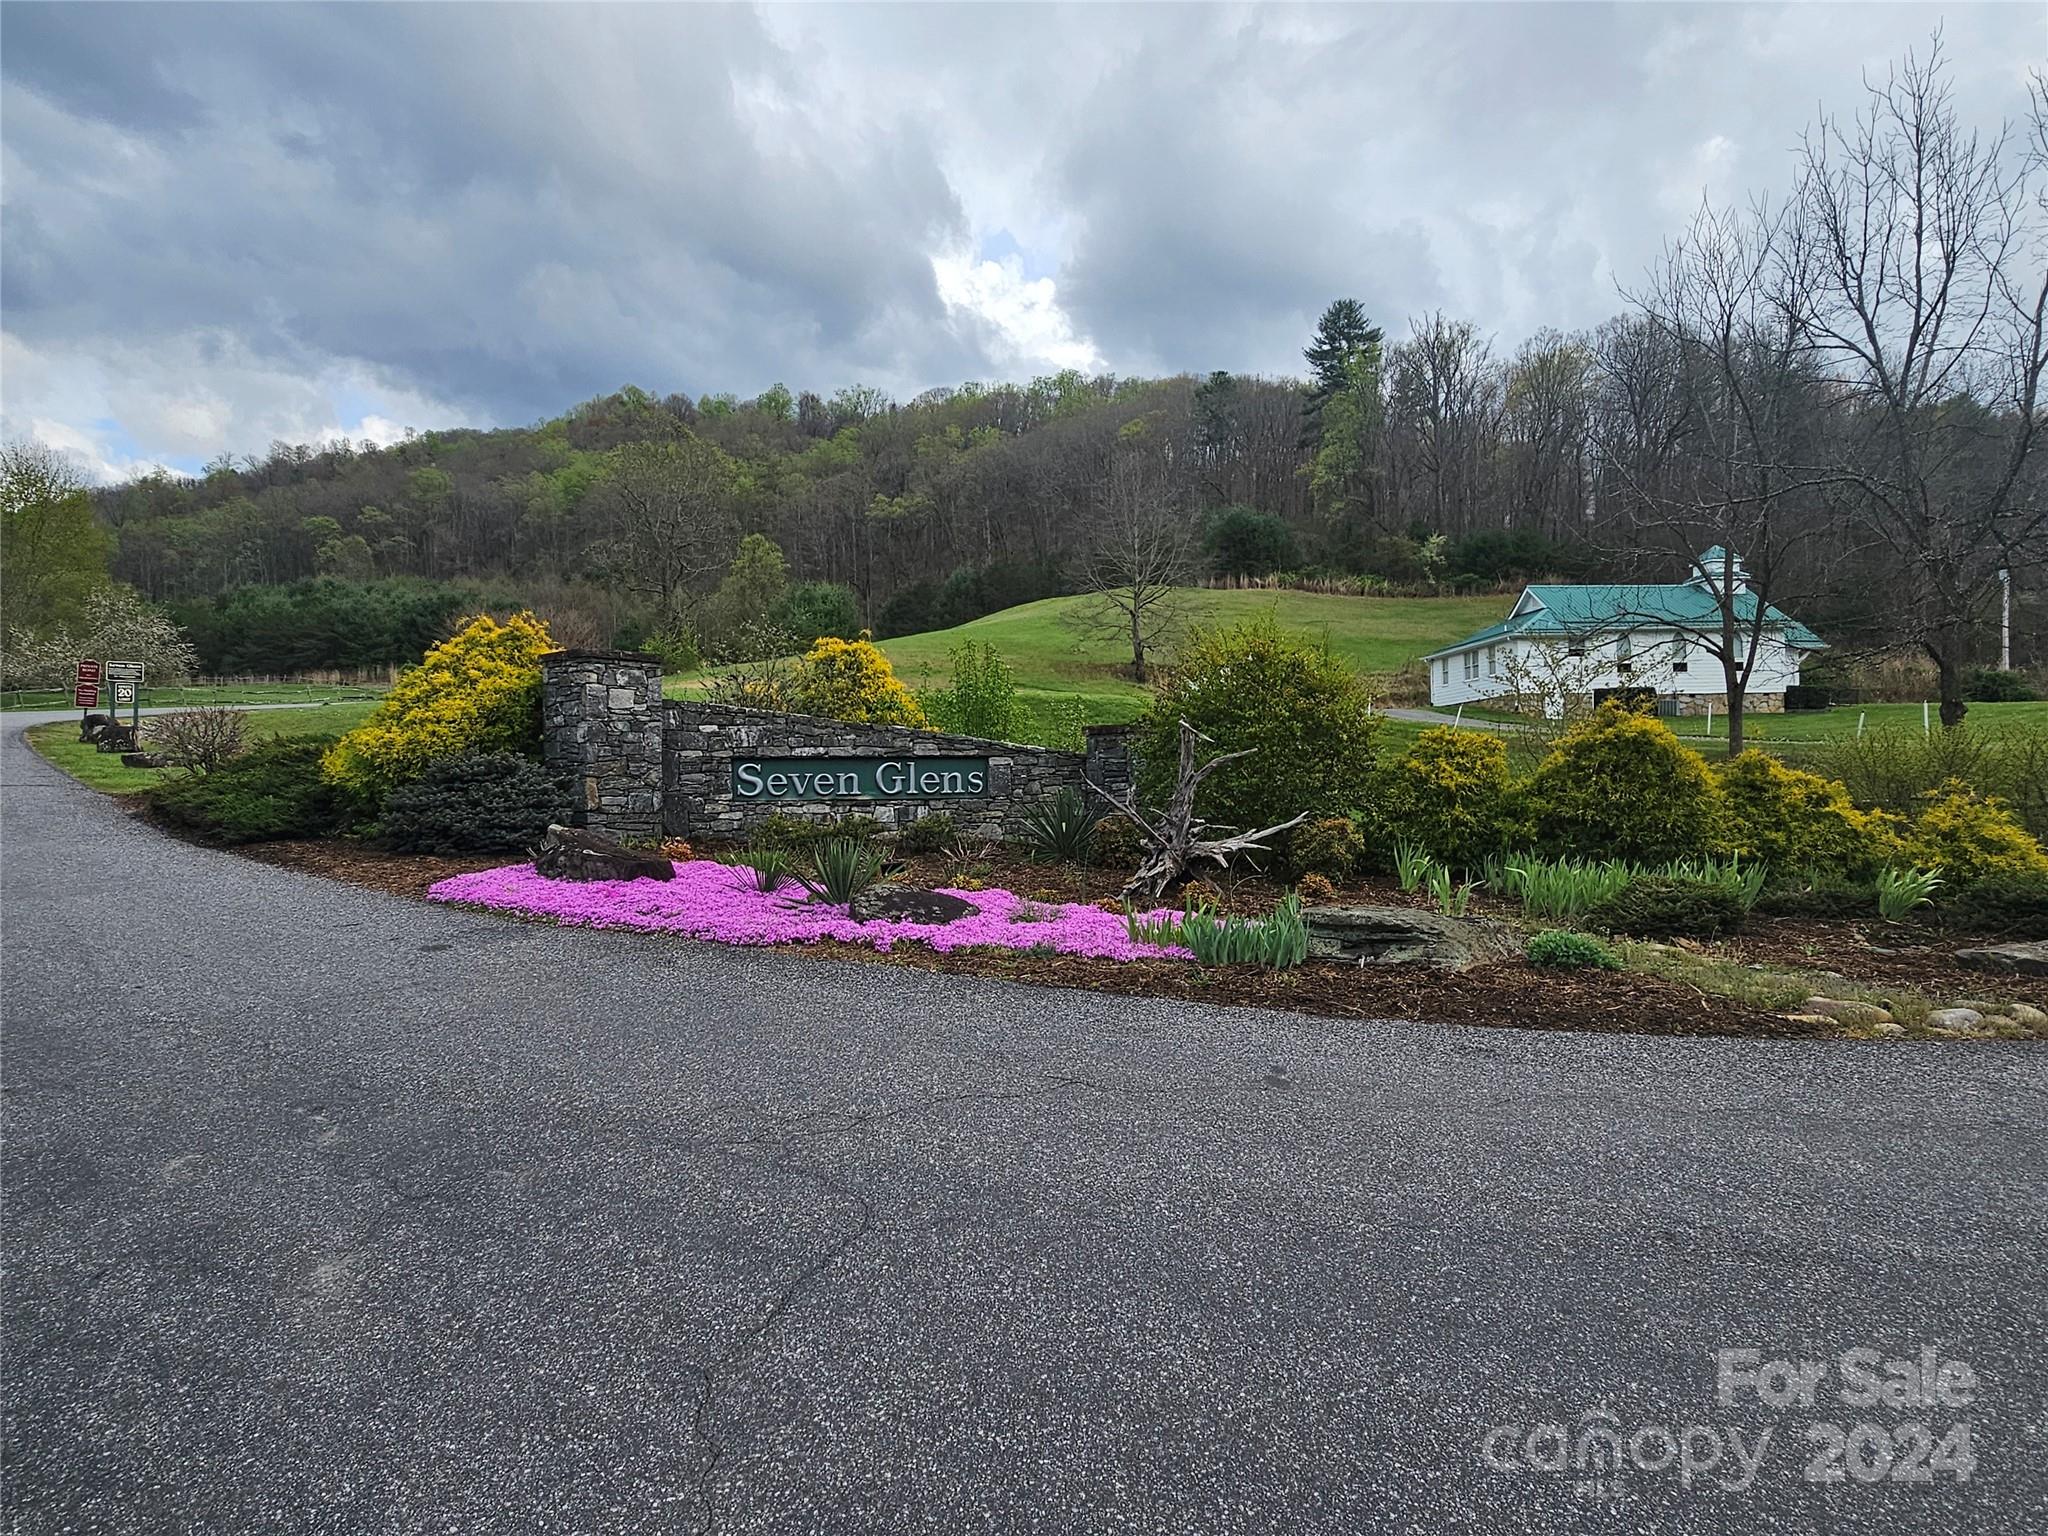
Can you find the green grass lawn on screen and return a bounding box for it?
[23,699,380,793]
[1457,699,2048,744]
[670,588,1506,739]
[2,681,386,712]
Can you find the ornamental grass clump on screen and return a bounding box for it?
[722,840,797,894]
[1125,891,1309,970]
[1876,866,1943,922]
[1501,856,1633,923]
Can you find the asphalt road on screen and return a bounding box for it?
[4,713,2045,1534]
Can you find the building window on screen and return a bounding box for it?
[1487,645,1497,674]
[1463,651,1481,680]
[1566,642,1585,658]
[1672,661,1689,675]
[1439,659,1450,685]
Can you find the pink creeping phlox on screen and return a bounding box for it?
[428,858,1193,961]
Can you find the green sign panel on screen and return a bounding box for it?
[733,756,990,801]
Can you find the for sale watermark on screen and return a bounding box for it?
[1478,1343,1980,1502]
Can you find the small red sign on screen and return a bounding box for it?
[75,659,102,685]
[74,683,101,709]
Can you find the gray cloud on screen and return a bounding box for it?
[1,1,2037,475]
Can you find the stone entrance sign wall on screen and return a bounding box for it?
[540,648,1137,843]
[662,699,1137,841]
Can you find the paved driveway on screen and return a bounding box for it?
[3,714,2044,1533]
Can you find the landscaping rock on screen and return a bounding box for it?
[2001,1002,2048,1029]
[1866,1020,1907,1039]
[120,752,170,769]
[1954,940,2048,977]
[1301,906,1512,970]
[1922,1007,1986,1034]
[849,884,979,924]
[1800,996,1894,1029]
[533,824,674,883]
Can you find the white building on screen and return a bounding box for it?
[1422,548,1826,718]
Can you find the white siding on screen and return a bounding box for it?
[1425,628,1811,710]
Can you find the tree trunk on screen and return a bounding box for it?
[1129,605,1148,684]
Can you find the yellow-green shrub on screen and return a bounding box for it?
[1906,779,2048,884]
[1712,750,1902,877]
[788,634,927,727]
[322,611,554,802]
[1137,615,1380,833]
[1524,704,1721,863]
[1372,727,1521,871]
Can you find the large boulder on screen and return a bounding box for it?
[533,824,674,883]
[849,884,979,924]
[1301,905,1513,970]
[1955,940,2048,977]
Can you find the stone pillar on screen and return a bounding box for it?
[1083,723,1139,799]
[541,649,665,842]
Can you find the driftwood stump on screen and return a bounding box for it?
[533,824,675,882]
[1087,718,1307,902]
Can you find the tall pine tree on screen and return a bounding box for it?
[1300,298,1384,447]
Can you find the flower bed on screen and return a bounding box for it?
[428,859,1191,960]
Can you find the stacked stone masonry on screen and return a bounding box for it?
[662,701,1138,840]
[540,650,666,843]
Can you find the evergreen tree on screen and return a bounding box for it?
[1301,298,1385,447]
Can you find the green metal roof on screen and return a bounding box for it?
[1424,582,1826,659]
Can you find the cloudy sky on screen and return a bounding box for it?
[2,2,2039,482]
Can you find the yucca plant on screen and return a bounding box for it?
[1876,865,1943,922]
[723,840,796,893]
[1018,786,1102,864]
[1394,839,1439,893]
[799,836,898,906]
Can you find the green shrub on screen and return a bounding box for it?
[896,813,959,857]
[1371,727,1520,870]
[1712,751,1901,877]
[322,611,553,804]
[1090,814,1144,870]
[1018,787,1101,864]
[1585,875,1745,938]
[1525,930,1622,970]
[1137,614,1379,834]
[150,735,345,844]
[1964,668,2038,702]
[1815,726,2048,840]
[1753,874,1880,920]
[1290,815,1365,879]
[1936,873,2048,937]
[923,641,1021,742]
[788,635,926,727]
[1525,704,1722,863]
[773,581,861,646]
[721,840,797,894]
[748,813,881,851]
[380,752,571,853]
[1906,780,2048,884]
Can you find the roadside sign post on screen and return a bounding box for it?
[73,660,103,724]
[102,660,145,739]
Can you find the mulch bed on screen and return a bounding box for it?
[184,837,2043,1038]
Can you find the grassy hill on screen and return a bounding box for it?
[873,589,1507,735]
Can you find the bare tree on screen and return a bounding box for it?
[592,436,741,619]
[1793,38,2048,726]
[1077,446,1199,682]
[1607,197,1844,755]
